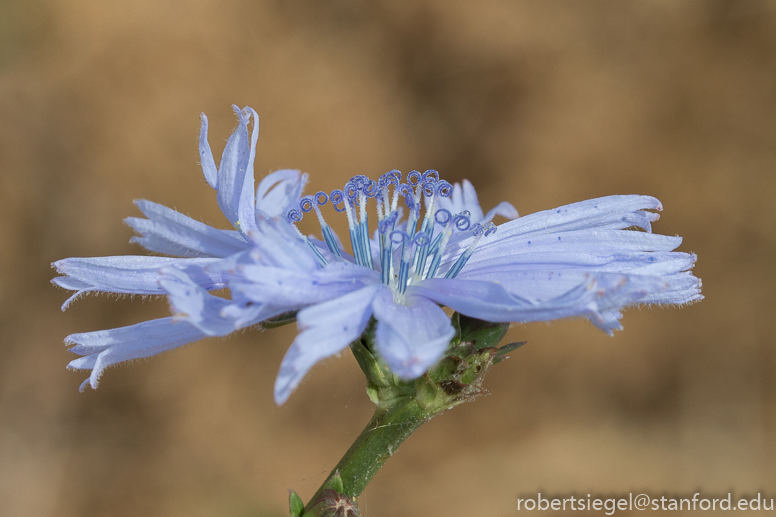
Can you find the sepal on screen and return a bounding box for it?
[289,489,305,517]
[454,312,509,349]
[321,470,345,494]
[493,341,527,364]
[350,340,390,388]
[414,373,445,411]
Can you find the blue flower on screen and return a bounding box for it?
[54,107,702,403]
[164,180,699,405]
[52,106,307,391]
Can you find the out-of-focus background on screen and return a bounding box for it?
[0,1,774,516]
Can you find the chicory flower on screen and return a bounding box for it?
[53,107,702,403]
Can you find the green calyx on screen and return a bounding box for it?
[289,312,525,516]
[355,313,524,413]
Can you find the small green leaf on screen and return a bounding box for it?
[288,489,305,517]
[493,341,527,364]
[322,470,344,494]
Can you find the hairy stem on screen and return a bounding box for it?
[297,314,518,516]
[305,396,430,511]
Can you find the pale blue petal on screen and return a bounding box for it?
[247,216,322,270]
[598,210,660,233]
[237,107,260,234]
[460,269,610,301]
[596,310,624,332]
[641,272,703,305]
[199,113,218,189]
[498,195,663,235]
[482,201,519,223]
[458,251,697,287]
[591,274,669,311]
[582,274,681,333]
[411,279,542,323]
[160,268,239,336]
[52,256,225,310]
[218,302,282,328]
[161,267,283,335]
[440,195,665,265]
[255,169,309,218]
[372,289,455,379]
[66,317,206,390]
[126,199,249,257]
[413,274,667,333]
[442,229,683,275]
[618,252,696,276]
[235,261,377,305]
[436,182,465,218]
[459,180,485,221]
[217,106,256,233]
[274,284,384,405]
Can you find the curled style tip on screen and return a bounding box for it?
[287,208,303,223]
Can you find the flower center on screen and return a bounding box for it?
[287,170,496,293]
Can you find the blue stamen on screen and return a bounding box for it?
[296,194,342,258]
[423,209,454,279]
[286,208,303,224]
[379,212,398,284]
[312,191,343,257]
[454,211,472,231]
[293,170,492,287]
[421,169,439,184]
[359,181,377,269]
[343,194,365,266]
[330,189,346,213]
[444,223,496,279]
[285,207,328,266]
[306,238,328,266]
[394,231,416,294]
[321,227,341,257]
[413,179,452,280]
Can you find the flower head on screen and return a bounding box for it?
[53,106,702,402]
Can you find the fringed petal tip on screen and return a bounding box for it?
[199,114,218,190]
[588,309,624,335]
[52,283,94,311]
[66,355,100,392]
[78,378,92,392]
[50,265,78,311]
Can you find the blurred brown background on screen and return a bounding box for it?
[0,1,774,516]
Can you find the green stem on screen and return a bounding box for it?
[305,396,430,511]
[297,315,517,516]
